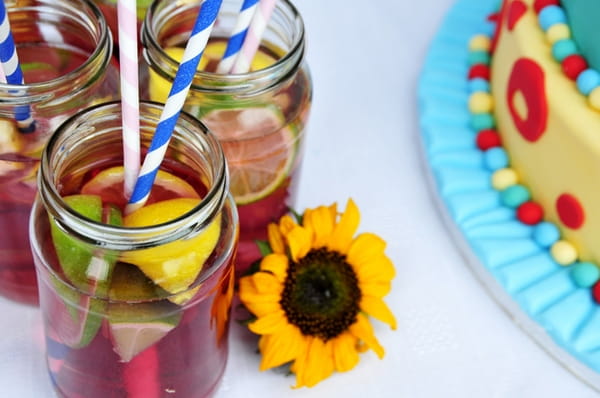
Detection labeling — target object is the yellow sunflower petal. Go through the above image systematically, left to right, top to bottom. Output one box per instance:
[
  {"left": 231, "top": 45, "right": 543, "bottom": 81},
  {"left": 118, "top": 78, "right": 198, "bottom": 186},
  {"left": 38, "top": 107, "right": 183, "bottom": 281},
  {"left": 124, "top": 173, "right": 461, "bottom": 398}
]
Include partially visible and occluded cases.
[
  {"left": 327, "top": 198, "right": 360, "bottom": 255},
  {"left": 304, "top": 206, "right": 336, "bottom": 249},
  {"left": 279, "top": 214, "right": 298, "bottom": 235},
  {"left": 267, "top": 223, "right": 286, "bottom": 254},
  {"left": 286, "top": 225, "right": 312, "bottom": 262},
  {"left": 347, "top": 232, "right": 387, "bottom": 267},
  {"left": 260, "top": 253, "right": 288, "bottom": 283},
  {"left": 353, "top": 254, "right": 396, "bottom": 286},
  {"left": 251, "top": 270, "right": 284, "bottom": 295},
  {"left": 238, "top": 276, "right": 283, "bottom": 317},
  {"left": 360, "top": 280, "right": 393, "bottom": 298},
  {"left": 360, "top": 296, "right": 397, "bottom": 330},
  {"left": 248, "top": 310, "right": 288, "bottom": 335},
  {"left": 349, "top": 313, "right": 385, "bottom": 359},
  {"left": 258, "top": 323, "right": 304, "bottom": 371},
  {"left": 332, "top": 333, "right": 360, "bottom": 372},
  {"left": 292, "top": 337, "right": 335, "bottom": 388}
]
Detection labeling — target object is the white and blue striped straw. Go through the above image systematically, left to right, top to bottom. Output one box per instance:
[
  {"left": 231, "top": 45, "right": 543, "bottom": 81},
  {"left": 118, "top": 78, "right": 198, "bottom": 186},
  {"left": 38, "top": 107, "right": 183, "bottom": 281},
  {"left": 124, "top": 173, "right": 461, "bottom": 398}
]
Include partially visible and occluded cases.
[
  {"left": 126, "top": 0, "right": 223, "bottom": 214},
  {"left": 216, "top": 0, "right": 259, "bottom": 74},
  {"left": 0, "top": 1, "right": 34, "bottom": 133}
]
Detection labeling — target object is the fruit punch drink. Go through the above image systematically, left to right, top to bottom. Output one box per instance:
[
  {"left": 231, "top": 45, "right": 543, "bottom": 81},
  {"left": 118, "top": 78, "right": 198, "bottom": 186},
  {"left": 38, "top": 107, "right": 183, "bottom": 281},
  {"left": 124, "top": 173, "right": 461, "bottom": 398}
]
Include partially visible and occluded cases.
[
  {"left": 0, "top": 0, "right": 119, "bottom": 305},
  {"left": 142, "top": 0, "right": 312, "bottom": 275},
  {"left": 30, "top": 102, "right": 238, "bottom": 397}
]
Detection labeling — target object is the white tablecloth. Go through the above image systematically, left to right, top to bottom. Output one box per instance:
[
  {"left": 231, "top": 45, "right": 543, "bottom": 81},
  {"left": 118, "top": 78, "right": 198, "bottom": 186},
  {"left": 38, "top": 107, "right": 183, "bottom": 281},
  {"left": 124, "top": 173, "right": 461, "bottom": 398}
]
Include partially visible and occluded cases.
[{"left": 1, "top": 1, "right": 599, "bottom": 396}]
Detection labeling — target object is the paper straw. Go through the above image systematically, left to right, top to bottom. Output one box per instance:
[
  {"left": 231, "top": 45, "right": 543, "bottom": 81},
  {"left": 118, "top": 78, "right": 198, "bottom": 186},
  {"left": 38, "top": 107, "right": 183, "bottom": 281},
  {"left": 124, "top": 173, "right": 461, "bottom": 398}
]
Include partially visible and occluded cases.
[
  {"left": 117, "top": 0, "right": 140, "bottom": 198},
  {"left": 126, "top": 0, "right": 223, "bottom": 214},
  {"left": 215, "top": 0, "right": 259, "bottom": 73},
  {"left": 230, "top": 0, "right": 277, "bottom": 74},
  {"left": 0, "top": 1, "right": 35, "bottom": 133}
]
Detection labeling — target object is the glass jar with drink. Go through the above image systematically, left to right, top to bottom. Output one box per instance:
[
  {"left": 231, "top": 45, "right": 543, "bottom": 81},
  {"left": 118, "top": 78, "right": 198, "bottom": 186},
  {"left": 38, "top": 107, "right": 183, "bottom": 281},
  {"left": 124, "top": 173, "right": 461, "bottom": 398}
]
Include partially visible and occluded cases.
[
  {"left": 0, "top": 0, "right": 119, "bottom": 305},
  {"left": 141, "top": 0, "right": 312, "bottom": 275},
  {"left": 30, "top": 101, "right": 238, "bottom": 397}
]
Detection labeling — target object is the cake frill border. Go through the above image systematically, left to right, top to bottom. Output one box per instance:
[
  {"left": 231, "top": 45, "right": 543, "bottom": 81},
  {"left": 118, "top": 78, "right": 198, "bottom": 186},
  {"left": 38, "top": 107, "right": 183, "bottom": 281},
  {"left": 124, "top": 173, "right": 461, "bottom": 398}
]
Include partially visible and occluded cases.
[{"left": 418, "top": 0, "right": 600, "bottom": 391}]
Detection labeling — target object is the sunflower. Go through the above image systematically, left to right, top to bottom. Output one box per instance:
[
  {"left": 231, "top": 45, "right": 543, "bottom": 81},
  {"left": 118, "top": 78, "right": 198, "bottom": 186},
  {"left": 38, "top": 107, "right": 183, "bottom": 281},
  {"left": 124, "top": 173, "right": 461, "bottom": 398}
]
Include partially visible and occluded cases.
[{"left": 239, "top": 198, "right": 396, "bottom": 388}]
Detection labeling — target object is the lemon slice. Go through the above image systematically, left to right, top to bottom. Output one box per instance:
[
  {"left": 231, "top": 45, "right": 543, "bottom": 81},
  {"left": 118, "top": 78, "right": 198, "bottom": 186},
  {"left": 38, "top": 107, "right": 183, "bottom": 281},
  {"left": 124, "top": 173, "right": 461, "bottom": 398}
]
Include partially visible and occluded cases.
[
  {"left": 148, "top": 41, "right": 279, "bottom": 104},
  {"left": 203, "top": 106, "right": 297, "bottom": 204},
  {"left": 82, "top": 166, "right": 200, "bottom": 208},
  {"left": 121, "top": 198, "right": 221, "bottom": 295}
]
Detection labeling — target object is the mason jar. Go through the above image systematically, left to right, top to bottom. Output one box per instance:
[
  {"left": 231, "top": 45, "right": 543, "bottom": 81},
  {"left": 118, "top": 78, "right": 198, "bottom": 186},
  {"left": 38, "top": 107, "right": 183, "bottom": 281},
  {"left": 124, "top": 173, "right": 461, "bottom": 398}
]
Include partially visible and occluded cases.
[
  {"left": 0, "top": 0, "right": 120, "bottom": 305},
  {"left": 141, "top": 0, "right": 312, "bottom": 275},
  {"left": 30, "top": 101, "right": 238, "bottom": 397}
]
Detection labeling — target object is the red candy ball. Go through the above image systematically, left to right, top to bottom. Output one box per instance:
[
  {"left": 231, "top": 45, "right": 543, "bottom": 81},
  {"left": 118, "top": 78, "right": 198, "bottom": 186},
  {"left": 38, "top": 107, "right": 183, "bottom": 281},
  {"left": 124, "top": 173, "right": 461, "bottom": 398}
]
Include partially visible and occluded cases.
[
  {"left": 533, "top": 0, "right": 560, "bottom": 14},
  {"left": 562, "top": 54, "right": 588, "bottom": 80},
  {"left": 468, "top": 64, "right": 490, "bottom": 80},
  {"left": 476, "top": 129, "right": 502, "bottom": 150},
  {"left": 517, "top": 201, "right": 544, "bottom": 225},
  {"left": 592, "top": 281, "right": 600, "bottom": 304}
]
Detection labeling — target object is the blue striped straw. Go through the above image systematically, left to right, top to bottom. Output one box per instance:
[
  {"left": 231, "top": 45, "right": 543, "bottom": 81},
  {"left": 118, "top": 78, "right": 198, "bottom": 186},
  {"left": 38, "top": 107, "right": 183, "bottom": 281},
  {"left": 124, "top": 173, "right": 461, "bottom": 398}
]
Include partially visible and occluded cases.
[
  {"left": 126, "top": 0, "right": 223, "bottom": 214},
  {"left": 216, "top": 0, "right": 259, "bottom": 74},
  {"left": 0, "top": 1, "right": 35, "bottom": 133}
]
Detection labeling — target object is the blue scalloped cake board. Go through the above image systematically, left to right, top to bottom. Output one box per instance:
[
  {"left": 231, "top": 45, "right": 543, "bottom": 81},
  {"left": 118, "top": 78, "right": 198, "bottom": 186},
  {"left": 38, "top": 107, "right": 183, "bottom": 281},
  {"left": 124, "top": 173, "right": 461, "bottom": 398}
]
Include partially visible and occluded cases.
[{"left": 418, "top": 0, "right": 600, "bottom": 390}]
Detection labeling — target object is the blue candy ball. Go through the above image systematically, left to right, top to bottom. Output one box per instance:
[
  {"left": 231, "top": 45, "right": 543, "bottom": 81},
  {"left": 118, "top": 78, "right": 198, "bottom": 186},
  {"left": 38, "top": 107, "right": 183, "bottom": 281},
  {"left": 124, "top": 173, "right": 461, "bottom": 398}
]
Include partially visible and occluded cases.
[
  {"left": 576, "top": 69, "right": 600, "bottom": 95},
  {"left": 532, "top": 221, "right": 560, "bottom": 248}
]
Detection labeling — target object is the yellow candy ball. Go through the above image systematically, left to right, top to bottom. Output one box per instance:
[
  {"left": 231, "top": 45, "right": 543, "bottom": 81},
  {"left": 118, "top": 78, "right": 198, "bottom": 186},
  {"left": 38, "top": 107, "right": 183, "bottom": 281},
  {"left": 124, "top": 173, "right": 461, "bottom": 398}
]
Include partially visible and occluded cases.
[
  {"left": 546, "top": 23, "right": 570, "bottom": 45},
  {"left": 469, "top": 34, "right": 491, "bottom": 52},
  {"left": 589, "top": 86, "right": 600, "bottom": 111},
  {"left": 468, "top": 92, "right": 494, "bottom": 114},
  {"left": 491, "top": 168, "right": 518, "bottom": 190},
  {"left": 550, "top": 240, "right": 578, "bottom": 266}
]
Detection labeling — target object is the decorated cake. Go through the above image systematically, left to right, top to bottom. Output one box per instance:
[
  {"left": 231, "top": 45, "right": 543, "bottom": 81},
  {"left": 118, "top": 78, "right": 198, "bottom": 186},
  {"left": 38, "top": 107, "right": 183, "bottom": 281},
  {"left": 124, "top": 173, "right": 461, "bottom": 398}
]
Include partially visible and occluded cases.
[{"left": 419, "top": 0, "right": 600, "bottom": 390}]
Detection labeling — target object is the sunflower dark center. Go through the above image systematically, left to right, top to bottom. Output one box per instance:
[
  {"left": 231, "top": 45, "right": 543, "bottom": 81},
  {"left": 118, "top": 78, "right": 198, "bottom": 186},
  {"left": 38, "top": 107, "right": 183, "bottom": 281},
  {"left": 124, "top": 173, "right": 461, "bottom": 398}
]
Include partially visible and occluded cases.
[{"left": 280, "top": 248, "right": 361, "bottom": 341}]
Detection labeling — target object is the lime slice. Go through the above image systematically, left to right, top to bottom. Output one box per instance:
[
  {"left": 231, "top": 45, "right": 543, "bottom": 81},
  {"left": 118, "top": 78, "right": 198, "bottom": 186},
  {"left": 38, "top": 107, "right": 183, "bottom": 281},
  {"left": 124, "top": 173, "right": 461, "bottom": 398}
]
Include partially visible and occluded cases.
[
  {"left": 203, "top": 106, "right": 297, "bottom": 204},
  {"left": 81, "top": 166, "right": 200, "bottom": 208},
  {"left": 49, "top": 194, "right": 123, "bottom": 348},
  {"left": 121, "top": 198, "right": 221, "bottom": 296},
  {"left": 108, "top": 264, "right": 181, "bottom": 362}
]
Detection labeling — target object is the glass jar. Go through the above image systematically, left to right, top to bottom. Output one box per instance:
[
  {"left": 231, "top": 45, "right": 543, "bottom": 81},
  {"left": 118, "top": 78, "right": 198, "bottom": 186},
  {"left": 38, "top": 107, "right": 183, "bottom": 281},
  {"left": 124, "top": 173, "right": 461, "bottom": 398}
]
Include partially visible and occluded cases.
[
  {"left": 0, "top": 0, "right": 119, "bottom": 305},
  {"left": 141, "top": 0, "right": 312, "bottom": 275},
  {"left": 30, "top": 101, "right": 238, "bottom": 397}
]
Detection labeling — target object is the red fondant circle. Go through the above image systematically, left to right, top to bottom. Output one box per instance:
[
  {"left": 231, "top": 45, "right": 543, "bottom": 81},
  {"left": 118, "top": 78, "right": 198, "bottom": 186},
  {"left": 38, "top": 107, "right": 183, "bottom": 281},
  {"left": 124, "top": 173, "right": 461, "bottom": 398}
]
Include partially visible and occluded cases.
[
  {"left": 508, "top": 1, "right": 527, "bottom": 30},
  {"left": 562, "top": 54, "right": 588, "bottom": 80},
  {"left": 507, "top": 58, "right": 548, "bottom": 142},
  {"left": 556, "top": 193, "right": 585, "bottom": 229}
]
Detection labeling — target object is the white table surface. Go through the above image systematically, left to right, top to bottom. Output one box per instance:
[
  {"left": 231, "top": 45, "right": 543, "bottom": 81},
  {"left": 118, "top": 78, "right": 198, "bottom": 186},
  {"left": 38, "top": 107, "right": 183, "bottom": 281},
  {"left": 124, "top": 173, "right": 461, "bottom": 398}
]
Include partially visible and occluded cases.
[{"left": 2, "top": 0, "right": 600, "bottom": 396}]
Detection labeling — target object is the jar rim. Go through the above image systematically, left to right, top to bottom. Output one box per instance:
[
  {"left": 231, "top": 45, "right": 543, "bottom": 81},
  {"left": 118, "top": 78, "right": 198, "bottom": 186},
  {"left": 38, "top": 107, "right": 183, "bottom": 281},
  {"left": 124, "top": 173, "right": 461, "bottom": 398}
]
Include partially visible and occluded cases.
[
  {"left": 0, "top": 0, "right": 112, "bottom": 102},
  {"left": 141, "top": 0, "right": 306, "bottom": 94},
  {"left": 38, "top": 100, "right": 230, "bottom": 251}
]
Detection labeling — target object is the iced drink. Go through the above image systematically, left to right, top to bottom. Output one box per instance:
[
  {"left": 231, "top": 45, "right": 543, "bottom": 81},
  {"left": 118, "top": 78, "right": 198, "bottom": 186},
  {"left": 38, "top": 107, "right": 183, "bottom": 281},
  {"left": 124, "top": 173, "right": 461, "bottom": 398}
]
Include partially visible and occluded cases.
[
  {"left": 0, "top": 0, "right": 119, "bottom": 305},
  {"left": 143, "top": 0, "right": 312, "bottom": 275},
  {"left": 30, "top": 102, "right": 238, "bottom": 397}
]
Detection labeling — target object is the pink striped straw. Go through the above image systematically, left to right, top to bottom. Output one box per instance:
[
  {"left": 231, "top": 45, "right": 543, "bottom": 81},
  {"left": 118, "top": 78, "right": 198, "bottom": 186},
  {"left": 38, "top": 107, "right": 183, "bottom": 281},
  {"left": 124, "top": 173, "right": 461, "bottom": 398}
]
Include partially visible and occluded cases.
[
  {"left": 117, "top": 0, "right": 140, "bottom": 198},
  {"left": 230, "top": 0, "right": 277, "bottom": 74}
]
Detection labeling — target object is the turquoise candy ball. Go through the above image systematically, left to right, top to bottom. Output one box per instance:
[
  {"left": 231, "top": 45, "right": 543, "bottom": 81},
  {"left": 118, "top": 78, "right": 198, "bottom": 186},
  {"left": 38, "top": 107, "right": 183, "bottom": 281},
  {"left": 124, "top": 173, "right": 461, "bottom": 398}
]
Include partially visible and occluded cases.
[
  {"left": 552, "top": 39, "right": 578, "bottom": 62},
  {"left": 471, "top": 113, "right": 496, "bottom": 131},
  {"left": 500, "top": 184, "right": 530, "bottom": 208},
  {"left": 571, "top": 262, "right": 600, "bottom": 288}
]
